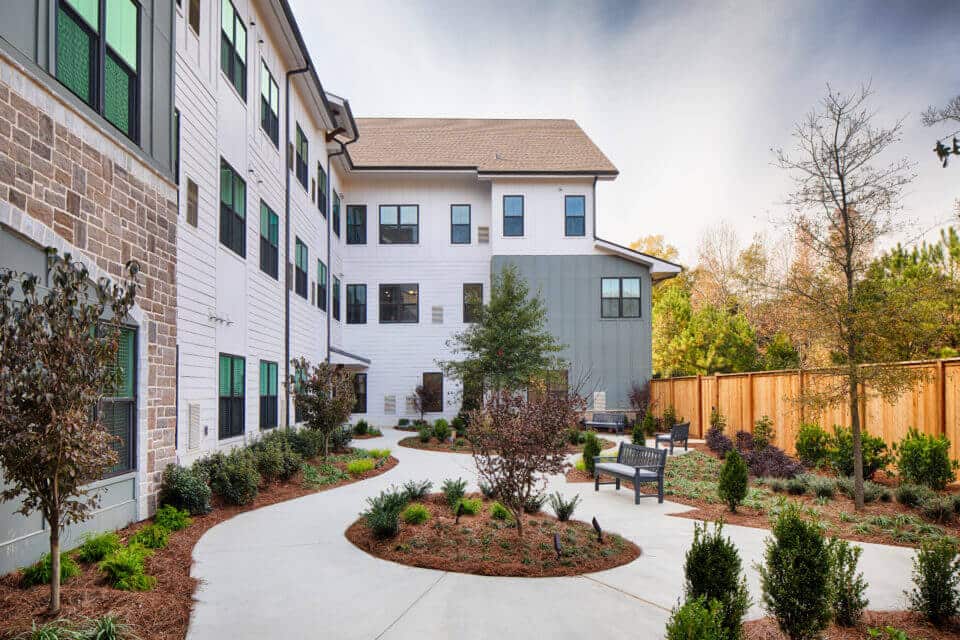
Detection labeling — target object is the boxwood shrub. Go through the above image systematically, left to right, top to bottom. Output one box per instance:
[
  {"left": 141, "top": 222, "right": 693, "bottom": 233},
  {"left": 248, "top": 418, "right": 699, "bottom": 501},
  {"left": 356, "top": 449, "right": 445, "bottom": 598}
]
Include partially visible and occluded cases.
[
  {"left": 894, "top": 428, "right": 957, "bottom": 490},
  {"left": 159, "top": 463, "right": 212, "bottom": 515}
]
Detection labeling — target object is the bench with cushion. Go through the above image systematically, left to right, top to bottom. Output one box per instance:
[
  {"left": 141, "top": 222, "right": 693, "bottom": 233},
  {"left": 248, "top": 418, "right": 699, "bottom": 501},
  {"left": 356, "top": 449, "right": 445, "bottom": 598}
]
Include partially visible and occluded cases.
[
  {"left": 583, "top": 412, "right": 627, "bottom": 434},
  {"left": 655, "top": 421, "right": 690, "bottom": 454},
  {"left": 594, "top": 443, "right": 668, "bottom": 504}
]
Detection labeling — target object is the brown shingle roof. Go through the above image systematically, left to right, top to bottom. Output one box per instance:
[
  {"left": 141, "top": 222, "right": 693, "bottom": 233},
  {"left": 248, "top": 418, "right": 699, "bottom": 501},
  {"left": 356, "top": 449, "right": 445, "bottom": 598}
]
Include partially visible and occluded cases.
[{"left": 346, "top": 118, "right": 618, "bottom": 175}]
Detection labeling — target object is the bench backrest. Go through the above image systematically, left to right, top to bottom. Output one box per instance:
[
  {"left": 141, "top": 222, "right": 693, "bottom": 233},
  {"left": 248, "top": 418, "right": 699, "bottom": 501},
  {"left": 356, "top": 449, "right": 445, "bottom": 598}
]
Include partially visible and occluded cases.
[
  {"left": 591, "top": 412, "right": 626, "bottom": 425},
  {"left": 671, "top": 422, "right": 690, "bottom": 439},
  {"left": 617, "top": 443, "right": 666, "bottom": 469}
]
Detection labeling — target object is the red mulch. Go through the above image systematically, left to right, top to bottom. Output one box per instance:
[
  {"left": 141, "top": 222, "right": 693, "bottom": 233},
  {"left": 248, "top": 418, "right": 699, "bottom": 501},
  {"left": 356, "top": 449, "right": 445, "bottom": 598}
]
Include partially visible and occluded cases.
[
  {"left": 352, "top": 432, "right": 384, "bottom": 440},
  {"left": 398, "top": 435, "right": 617, "bottom": 455},
  {"left": 0, "top": 452, "right": 398, "bottom": 640},
  {"left": 345, "top": 493, "right": 640, "bottom": 577},
  {"left": 745, "top": 612, "right": 960, "bottom": 639}
]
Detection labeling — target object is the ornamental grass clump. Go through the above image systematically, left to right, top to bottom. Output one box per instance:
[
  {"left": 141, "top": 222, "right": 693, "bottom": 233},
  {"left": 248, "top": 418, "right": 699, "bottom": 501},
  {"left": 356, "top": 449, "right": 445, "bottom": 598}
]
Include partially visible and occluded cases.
[
  {"left": 894, "top": 428, "right": 957, "bottom": 490},
  {"left": 718, "top": 449, "right": 749, "bottom": 513},
  {"left": 346, "top": 458, "right": 375, "bottom": 475},
  {"left": 441, "top": 478, "right": 468, "bottom": 510},
  {"left": 401, "top": 479, "right": 433, "bottom": 502},
  {"left": 896, "top": 483, "right": 935, "bottom": 508},
  {"left": 364, "top": 488, "right": 409, "bottom": 539},
  {"left": 522, "top": 493, "right": 547, "bottom": 514},
  {"left": 457, "top": 498, "right": 482, "bottom": 515},
  {"left": 489, "top": 501, "right": 512, "bottom": 521},
  {"left": 401, "top": 503, "right": 430, "bottom": 525},
  {"left": 153, "top": 505, "right": 192, "bottom": 532},
  {"left": 684, "top": 521, "right": 750, "bottom": 639},
  {"left": 128, "top": 523, "right": 169, "bottom": 550},
  {"left": 75, "top": 531, "right": 122, "bottom": 564},
  {"left": 907, "top": 537, "right": 960, "bottom": 627},
  {"left": 828, "top": 538, "right": 868, "bottom": 626},
  {"left": 99, "top": 544, "right": 156, "bottom": 591},
  {"left": 20, "top": 553, "right": 80, "bottom": 588}
]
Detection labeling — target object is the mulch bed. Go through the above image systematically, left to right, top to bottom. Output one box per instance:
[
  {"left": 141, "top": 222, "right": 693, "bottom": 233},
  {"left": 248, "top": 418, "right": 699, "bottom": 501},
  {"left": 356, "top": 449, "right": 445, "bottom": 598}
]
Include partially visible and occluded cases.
[
  {"left": 352, "top": 432, "right": 384, "bottom": 440},
  {"left": 398, "top": 435, "right": 618, "bottom": 455},
  {"left": 0, "top": 451, "right": 398, "bottom": 640},
  {"left": 345, "top": 493, "right": 640, "bottom": 577},
  {"left": 744, "top": 612, "right": 960, "bottom": 639}
]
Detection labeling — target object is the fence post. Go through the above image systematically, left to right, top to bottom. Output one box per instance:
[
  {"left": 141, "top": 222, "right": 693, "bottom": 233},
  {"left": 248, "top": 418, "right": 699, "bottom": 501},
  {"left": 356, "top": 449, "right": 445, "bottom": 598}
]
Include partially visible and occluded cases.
[
  {"left": 939, "top": 359, "right": 947, "bottom": 436},
  {"left": 797, "top": 369, "right": 804, "bottom": 424},
  {"left": 747, "top": 372, "right": 754, "bottom": 429},
  {"left": 696, "top": 374, "right": 703, "bottom": 438}
]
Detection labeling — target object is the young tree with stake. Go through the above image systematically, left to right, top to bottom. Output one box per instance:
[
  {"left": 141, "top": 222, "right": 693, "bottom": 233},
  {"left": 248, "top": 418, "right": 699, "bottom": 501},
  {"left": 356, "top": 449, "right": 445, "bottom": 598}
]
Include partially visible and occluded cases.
[{"left": 290, "top": 358, "right": 356, "bottom": 458}]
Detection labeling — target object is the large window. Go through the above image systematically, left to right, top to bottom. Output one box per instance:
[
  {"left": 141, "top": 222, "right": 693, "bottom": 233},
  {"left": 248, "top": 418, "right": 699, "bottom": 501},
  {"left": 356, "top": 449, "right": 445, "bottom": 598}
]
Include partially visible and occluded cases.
[
  {"left": 56, "top": 0, "right": 140, "bottom": 141},
  {"left": 220, "top": 0, "right": 246, "bottom": 98},
  {"left": 260, "top": 61, "right": 279, "bottom": 146},
  {"left": 295, "top": 125, "right": 308, "bottom": 189},
  {"left": 220, "top": 159, "right": 246, "bottom": 257},
  {"left": 317, "top": 163, "right": 327, "bottom": 216},
  {"left": 333, "top": 192, "right": 341, "bottom": 238},
  {"left": 503, "top": 195, "right": 524, "bottom": 237},
  {"left": 565, "top": 195, "right": 586, "bottom": 236},
  {"left": 259, "top": 201, "right": 279, "bottom": 279},
  {"left": 451, "top": 204, "right": 471, "bottom": 244},
  {"left": 346, "top": 205, "right": 366, "bottom": 244},
  {"left": 379, "top": 205, "right": 419, "bottom": 244},
  {"left": 294, "top": 238, "right": 308, "bottom": 299},
  {"left": 317, "top": 260, "right": 327, "bottom": 311},
  {"left": 332, "top": 276, "right": 341, "bottom": 321},
  {"left": 601, "top": 277, "right": 641, "bottom": 318},
  {"left": 463, "top": 283, "right": 482, "bottom": 323},
  {"left": 347, "top": 284, "right": 366, "bottom": 324},
  {"left": 379, "top": 284, "right": 419, "bottom": 323},
  {"left": 100, "top": 326, "right": 136, "bottom": 474},
  {"left": 218, "top": 353, "right": 245, "bottom": 439},
  {"left": 259, "top": 360, "right": 278, "bottom": 430},
  {"left": 529, "top": 370, "right": 569, "bottom": 403},
  {"left": 421, "top": 372, "right": 443, "bottom": 413},
  {"left": 353, "top": 373, "right": 367, "bottom": 414}
]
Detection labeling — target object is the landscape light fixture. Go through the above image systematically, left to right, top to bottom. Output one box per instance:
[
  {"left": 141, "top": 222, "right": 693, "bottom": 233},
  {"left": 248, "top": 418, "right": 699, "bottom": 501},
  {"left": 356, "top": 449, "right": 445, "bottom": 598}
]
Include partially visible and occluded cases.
[{"left": 592, "top": 517, "right": 603, "bottom": 543}]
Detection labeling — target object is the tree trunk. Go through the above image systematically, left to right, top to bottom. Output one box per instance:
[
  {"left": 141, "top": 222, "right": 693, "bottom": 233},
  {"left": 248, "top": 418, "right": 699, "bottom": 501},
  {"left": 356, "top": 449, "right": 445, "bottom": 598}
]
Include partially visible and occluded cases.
[
  {"left": 849, "top": 364, "right": 865, "bottom": 510},
  {"left": 323, "top": 432, "right": 329, "bottom": 458},
  {"left": 49, "top": 515, "right": 60, "bottom": 614}
]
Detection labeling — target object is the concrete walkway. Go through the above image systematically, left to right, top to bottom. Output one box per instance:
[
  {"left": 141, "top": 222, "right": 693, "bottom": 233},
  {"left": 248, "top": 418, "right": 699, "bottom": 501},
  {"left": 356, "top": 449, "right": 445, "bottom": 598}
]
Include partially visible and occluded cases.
[{"left": 187, "top": 429, "right": 916, "bottom": 640}]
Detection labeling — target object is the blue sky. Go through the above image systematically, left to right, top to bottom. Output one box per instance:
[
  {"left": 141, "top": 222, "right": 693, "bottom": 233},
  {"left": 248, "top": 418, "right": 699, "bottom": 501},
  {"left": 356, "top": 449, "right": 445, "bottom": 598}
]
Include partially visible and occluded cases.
[{"left": 290, "top": 0, "right": 960, "bottom": 264}]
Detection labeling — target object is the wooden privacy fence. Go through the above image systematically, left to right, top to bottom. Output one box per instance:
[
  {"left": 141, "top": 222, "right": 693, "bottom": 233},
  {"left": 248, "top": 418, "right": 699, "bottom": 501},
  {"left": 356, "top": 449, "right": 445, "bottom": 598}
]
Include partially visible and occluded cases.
[{"left": 649, "top": 358, "right": 960, "bottom": 461}]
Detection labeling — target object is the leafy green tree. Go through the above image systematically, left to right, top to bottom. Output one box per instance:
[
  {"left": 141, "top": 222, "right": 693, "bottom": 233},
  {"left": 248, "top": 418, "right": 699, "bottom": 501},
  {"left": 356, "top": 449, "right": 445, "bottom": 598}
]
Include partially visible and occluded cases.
[
  {"left": 0, "top": 251, "right": 138, "bottom": 614},
  {"left": 763, "top": 332, "right": 800, "bottom": 370},
  {"left": 290, "top": 358, "right": 355, "bottom": 458},
  {"left": 718, "top": 449, "right": 748, "bottom": 513},
  {"left": 684, "top": 521, "right": 751, "bottom": 638}
]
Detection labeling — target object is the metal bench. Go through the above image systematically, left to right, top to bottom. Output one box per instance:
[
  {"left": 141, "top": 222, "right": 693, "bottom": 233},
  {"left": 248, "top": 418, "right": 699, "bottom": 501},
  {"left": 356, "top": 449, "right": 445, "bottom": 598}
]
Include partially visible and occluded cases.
[
  {"left": 583, "top": 412, "right": 627, "bottom": 434},
  {"left": 655, "top": 421, "right": 690, "bottom": 455},
  {"left": 594, "top": 443, "right": 667, "bottom": 504}
]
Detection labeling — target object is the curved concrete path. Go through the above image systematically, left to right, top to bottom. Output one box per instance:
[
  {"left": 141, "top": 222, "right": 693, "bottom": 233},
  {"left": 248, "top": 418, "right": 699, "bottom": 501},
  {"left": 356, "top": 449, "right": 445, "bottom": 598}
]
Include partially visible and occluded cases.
[{"left": 188, "top": 429, "right": 916, "bottom": 640}]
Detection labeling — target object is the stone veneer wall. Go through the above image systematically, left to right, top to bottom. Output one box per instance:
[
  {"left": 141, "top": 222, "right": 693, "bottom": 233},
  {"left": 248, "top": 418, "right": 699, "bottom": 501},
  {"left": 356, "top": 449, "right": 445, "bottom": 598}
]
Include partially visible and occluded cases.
[{"left": 0, "top": 52, "right": 178, "bottom": 512}]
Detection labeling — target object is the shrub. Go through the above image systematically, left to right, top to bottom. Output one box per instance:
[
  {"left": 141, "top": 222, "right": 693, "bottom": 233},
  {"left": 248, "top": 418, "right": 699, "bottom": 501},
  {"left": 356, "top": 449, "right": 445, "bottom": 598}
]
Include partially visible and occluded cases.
[
  {"left": 663, "top": 405, "right": 678, "bottom": 428},
  {"left": 706, "top": 409, "right": 732, "bottom": 457},
  {"left": 451, "top": 412, "right": 467, "bottom": 437},
  {"left": 641, "top": 412, "right": 658, "bottom": 437},
  {"left": 753, "top": 416, "right": 775, "bottom": 450},
  {"left": 398, "top": 418, "right": 410, "bottom": 427},
  {"left": 433, "top": 419, "right": 451, "bottom": 442},
  {"left": 353, "top": 420, "right": 369, "bottom": 435},
  {"left": 631, "top": 421, "right": 646, "bottom": 445},
  {"left": 418, "top": 423, "right": 432, "bottom": 443},
  {"left": 796, "top": 423, "right": 831, "bottom": 468},
  {"left": 329, "top": 425, "right": 354, "bottom": 452},
  {"left": 828, "top": 425, "right": 892, "bottom": 479},
  {"left": 289, "top": 428, "right": 325, "bottom": 459},
  {"left": 894, "top": 428, "right": 957, "bottom": 490},
  {"left": 735, "top": 431, "right": 754, "bottom": 453},
  {"left": 582, "top": 432, "right": 601, "bottom": 474},
  {"left": 253, "top": 439, "right": 302, "bottom": 483},
  {"left": 747, "top": 445, "right": 803, "bottom": 479},
  {"left": 367, "top": 448, "right": 391, "bottom": 460},
  {"left": 718, "top": 449, "right": 749, "bottom": 513},
  {"left": 208, "top": 450, "right": 261, "bottom": 505},
  {"left": 574, "top": 456, "right": 587, "bottom": 472},
  {"left": 346, "top": 458, "right": 375, "bottom": 475},
  {"left": 159, "top": 464, "right": 211, "bottom": 515},
  {"left": 807, "top": 476, "right": 835, "bottom": 499},
  {"left": 785, "top": 477, "right": 807, "bottom": 496},
  {"left": 441, "top": 478, "right": 467, "bottom": 510},
  {"left": 769, "top": 478, "right": 788, "bottom": 493},
  {"left": 835, "top": 478, "right": 888, "bottom": 503},
  {"left": 402, "top": 479, "right": 433, "bottom": 501},
  {"left": 478, "top": 481, "right": 497, "bottom": 499},
  {"left": 896, "top": 483, "right": 935, "bottom": 508},
  {"left": 364, "top": 489, "right": 408, "bottom": 539},
  {"left": 549, "top": 492, "right": 581, "bottom": 521},
  {"left": 522, "top": 493, "right": 547, "bottom": 514},
  {"left": 920, "top": 496, "right": 955, "bottom": 524},
  {"left": 457, "top": 498, "right": 482, "bottom": 515},
  {"left": 489, "top": 501, "right": 512, "bottom": 521},
  {"left": 401, "top": 503, "right": 430, "bottom": 525},
  {"left": 759, "top": 503, "right": 833, "bottom": 640},
  {"left": 153, "top": 505, "right": 192, "bottom": 533},
  {"left": 684, "top": 521, "right": 751, "bottom": 639},
  {"left": 129, "top": 523, "right": 169, "bottom": 550},
  {"left": 75, "top": 532, "right": 122, "bottom": 564},
  {"left": 907, "top": 537, "right": 960, "bottom": 627},
  {"left": 828, "top": 538, "right": 868, "bottom": 626},
  {"left": 99, "top": 545, "right": 155, "bottom": 591},
  {"left": 20, "top": 553, "right": 80, "bottom": 588},
  {"left": 664, "top": 597, "right": 727, "bottom": 640},
  {"left": 82, "top": 614, "right": 136, "bottom": 640}
]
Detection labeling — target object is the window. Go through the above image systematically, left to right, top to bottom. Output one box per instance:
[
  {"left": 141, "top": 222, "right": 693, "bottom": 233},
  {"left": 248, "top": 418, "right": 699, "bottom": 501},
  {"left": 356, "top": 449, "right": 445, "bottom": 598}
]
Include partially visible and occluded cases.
[
  {"left": 56, "top": 0, "right": 140, "bottom": 141},
  {"left": 188, "top": 0, "right": 200, "bottom": 34},
  {"left": 220, "top": 0, "right": 246, "bottom": 98},
  {"left": 260, "top": 61, "right": 279, "bottom": 146},
  {"left": 295, "top": 125, "right": 308, "bottom": 189},
  {"left": 219, "top": 159, "right": 246, "bottom": 257},
  {"left": 317, "top": 163, "right": 327, "bottom": 215},
  {"left": 186, "top": 179, "right": 198, "bottom": 227},
  {"left": 333, "top": 192, "right": 341, "bottom": 237},
  {"left": 503, "top": 195, "right": 524, "bottom": 236},
  {"left": 565, "top": 195, "right": 586, "bottom": 237},
  {"left": 259, "top": 201, "right": 279, "bottom": 279},
  {"left": 451, "top": 204, "right": 471, "bottom": 244},
  {"left": 346, "top": 205, "right": 366, "bottom": 244},
  {"left": 379, "top": 205, "right": 419, "bottom": 244},
  {"left": 294, "top": 238, "right": 308, "bottom": 298},
  {"left": 317, "top": 260, "right": 327, "bottom": 311},
  {"left": 332, "top": 276, "right": 341, "bottom": 321},
  {"left": 601, "top": 277, "right": 641, "bottom": 318},
  {"left": 463, "top": 283, "right": 482, "bottom": 323},
  {"left": 347, "top": 284, "right": 366, "bottom": 324},
  {"left": 379, "top": 284, "right": 419, "bottom": 323},
  {"left": 100, "top": 327, "right": 136, "bottom": 474},
  {"left": 218, "top": 353, "right": 245, "bottom": 439},
  {"left": 259, "top": 360, "right": 278, "bottom": 430},
  {"left": 293, "top": 366, "right": 305, "bottom": 423},
  {"left": 529, "top": 370, "right": 569, "bottom": 403},
  {"left": 421, "top": 372, "right": 443, "bottom": 413},
  {"left": 353, "top": 373, "right": 367, "bottom": 414}
]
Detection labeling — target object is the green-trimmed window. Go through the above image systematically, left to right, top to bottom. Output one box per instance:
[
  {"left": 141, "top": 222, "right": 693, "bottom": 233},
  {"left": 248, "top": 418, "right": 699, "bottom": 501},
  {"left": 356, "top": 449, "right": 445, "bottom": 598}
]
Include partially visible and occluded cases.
[
  {"left": 56, "top": 0, "right": 140, "bottom": 141},
  {"left": 220, "top": 0, "right": 246, "bottom": 98},
  {"left": 260, "top": 61, "right": 279, "bottom": 146},
  {"left": 295, "top": 125, "right": 308, "bottom": 189},
  {"left": 220, "top": 159, "right": 246, "bottom": 257},
  {"left": 317, "top": 163, "right": 328, "bottom": 216},
  {"left": 333, "top": 192, "right": 341, "bottom": 238},
  {"left": 259, "top": 201, "right": 279, "bottom": 279},
  {"left": 346, "top": 205, "right": 366, "bottom": 244},
  {"left": 294, "top": 238, "right": 308, "bottom": 299},
  {"left": 317, "top": 260, "right": 327, "bottom": 311},
  {"left": 333, "top": 276, "right": 341, "bottom": 321},
  {"left": 100, "top": 326, "right": 136, "bottom": 475},
  {"left": 218, "top": 354, "right": 245, "bottom": 439},
  {"left": 259, "top": 360, "right": 278, "bottom": 430}
]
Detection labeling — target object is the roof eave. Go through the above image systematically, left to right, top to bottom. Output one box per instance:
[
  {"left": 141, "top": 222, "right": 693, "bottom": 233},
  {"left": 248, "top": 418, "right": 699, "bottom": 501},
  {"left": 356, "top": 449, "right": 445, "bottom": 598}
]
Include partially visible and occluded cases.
[{"left": 594, "top": 237, "right": 683, "bottom": 279}]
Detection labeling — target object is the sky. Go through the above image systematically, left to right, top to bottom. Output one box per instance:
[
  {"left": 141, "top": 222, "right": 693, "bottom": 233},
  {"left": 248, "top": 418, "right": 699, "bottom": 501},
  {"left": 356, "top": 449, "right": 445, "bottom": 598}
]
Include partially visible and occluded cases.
[{"left": 289, "top": 0, "right": 960, "bottom": 265}]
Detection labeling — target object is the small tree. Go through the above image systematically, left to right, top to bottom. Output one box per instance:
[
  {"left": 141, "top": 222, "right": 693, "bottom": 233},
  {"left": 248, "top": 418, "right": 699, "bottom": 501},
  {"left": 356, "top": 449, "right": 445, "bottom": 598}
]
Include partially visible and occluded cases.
[
  {"left": 0, "top": 251, "right": 138, "bottom": 614},
  {"left": 290, "top": 358, "right": 355, "bottom": 458},
  {"left": 412, "top": 383, "right": 439, "bottom": 423},
  {"left": 468, "top": 390, "right": 584, "bottom": 537},
  {"left": 718, "top": 449, "right": 748, "bottom": 513},
  {"left": 684, "top": 521, "right": 751, "bottom": 639},
  {"left": 907, "top": 537, "right": 960, "bottom": 627},
  {"left": 828, "top": 538, "right": 868, "bottom": 627}
]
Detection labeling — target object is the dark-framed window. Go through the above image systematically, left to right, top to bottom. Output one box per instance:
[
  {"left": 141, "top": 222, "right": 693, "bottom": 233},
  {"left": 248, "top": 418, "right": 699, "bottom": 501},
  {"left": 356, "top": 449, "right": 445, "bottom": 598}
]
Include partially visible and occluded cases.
[
  {"left": 56, "top": 0, "right": 140, "bottom": 142},
  {"left": 188, "top": 0, "right": 200, "bottom": 34},
  {"left": 220, "top": 0, "right": 246, "bottom": 98},
  {"left": 260, "top": 61, "right": 279, "bottom": 146},
  {"left": 295, "top": 125, "right": 308, "bottom": 189},
  {"left": 219, "top": 159, "right": 246, "bottom": 257},
  {"left": 317, "top": 163, "right": 327, "bottom": 216},
  {"left": 333, "top": 192, "right": 341, "bottom": 237},
  {"left": 503, "top": 195, "right": 524, "bottom": 237},
  {"left": 565, "top": 195, "right": 586, "bottom": 237},
  {"left": 259, "top": 201, "right": 279, "bottom": 279},
  {"left": 451, "top": 204, "right": 471, "bottom": 244},
  {"left": 346, "top": 205, "right": 366, "bottom": 244},
  {"left": 379, "top": 205, "right": 419, "bottom": 244},
  {"left": 294, "top": 238, "right": 308, "bottom": 298},
  {"left": 317, "top": 260, "right": 327, "bottom": 311},
  {"left": 332, "top": 276, "right": 341, "bottom": 321},
  {"left": 601, "top": 277, "right": 641, "bottom": 318},
  {"left": 463, "top": 283, "right": 482, "bottom": 323},
  {"left": 347, "top": 284, "right": 366, "bottom": 324},
  {"left": 379, "top": 284, "right": 418, "bottom": 323},
  {"left": 100, "top": 326, "right": 136, "bottom": 474},
  {"left": 218, "top": 353, "right": 245, "bottom": 439},
  {"left": 259, "top": 360, "right": 278, "bottom": 430},
  {"left": 529, "top": 369, "right": 569, "bottom": 403},
  {"left": 422, "top": 372, "right": 443, "bottom": 413},
  {"left": 353, "top": 373, "right": 367, "bottom": 414}
]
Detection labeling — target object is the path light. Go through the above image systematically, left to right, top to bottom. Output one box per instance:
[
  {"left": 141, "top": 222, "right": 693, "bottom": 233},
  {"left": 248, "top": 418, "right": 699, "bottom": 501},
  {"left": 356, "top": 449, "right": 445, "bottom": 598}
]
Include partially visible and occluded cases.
[
  {"left": 455, "top": 501, "right": 464, "bottom": 525},
  {"left": 592, "top": 517, "right": 603, "bottom": 543},
  {"left": 553, "top": 532, "right": 562, "bottom": 560}
]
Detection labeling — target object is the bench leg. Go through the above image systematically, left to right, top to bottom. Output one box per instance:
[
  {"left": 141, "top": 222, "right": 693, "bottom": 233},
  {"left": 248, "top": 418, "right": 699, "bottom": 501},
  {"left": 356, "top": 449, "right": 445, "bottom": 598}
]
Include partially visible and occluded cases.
[
  {"left": 684, "top": 438, "right": 688, "bottom": 451},
  {"left": 654, "top": 439, "right": 659, "bottom": 450},
  {"left": 669, "top": 441, "right": 674, "bottom": 455},
  {"left": 594, "top": 472, "right": 600, "bottom": 492},
  {"left": 657, "top": 475, "right": 664, "bottom": 503},
  {"left": 615, "top": 478, "right": 621, "bottom": 491},
  {"left": 635, "top": 481, "right": 641, "bottom": 505}
]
